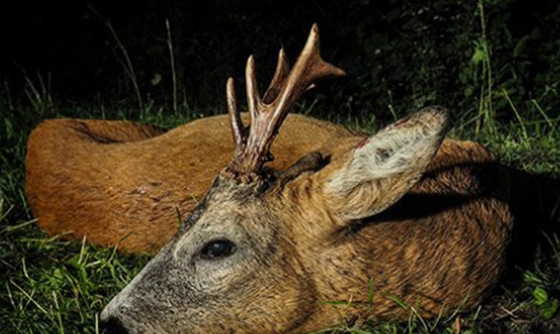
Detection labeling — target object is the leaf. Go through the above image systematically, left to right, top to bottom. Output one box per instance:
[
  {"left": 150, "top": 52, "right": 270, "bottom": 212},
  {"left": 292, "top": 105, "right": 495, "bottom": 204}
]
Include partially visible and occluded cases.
[
  {"left": 513, "top": 35, "right": 531, "bottom": 58},
  {"left": 471, "top": 41, "right": 487, "bottom": 64},
  {"left": 4, "top": 118, "right": 13, "bottom": 139},
  {"left": 523, "top": 270, "right": 544, "bottom": 285},
  {"left": 368, "top": 277, "right": 375, "bottom": 305},
  {"left": 533, "top": 286, "right": 548, "bottom": 306},
  {"left": 385, "top": 294, "right": 408, "bottom": 310},
  {"left": 541, "top": 299, "right": 558, "bottom": 320}
]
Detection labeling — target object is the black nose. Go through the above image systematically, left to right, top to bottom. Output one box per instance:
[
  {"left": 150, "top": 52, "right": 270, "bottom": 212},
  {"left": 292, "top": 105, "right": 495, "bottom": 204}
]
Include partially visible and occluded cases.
[{"left": 102, "top": 316, "right": 129, "bottom": 334}]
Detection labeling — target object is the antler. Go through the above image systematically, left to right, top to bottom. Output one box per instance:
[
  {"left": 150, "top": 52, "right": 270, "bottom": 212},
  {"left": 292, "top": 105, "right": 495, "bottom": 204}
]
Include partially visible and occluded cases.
[{"left": 225, "top": 24, "right": 345, "bottom": 181}]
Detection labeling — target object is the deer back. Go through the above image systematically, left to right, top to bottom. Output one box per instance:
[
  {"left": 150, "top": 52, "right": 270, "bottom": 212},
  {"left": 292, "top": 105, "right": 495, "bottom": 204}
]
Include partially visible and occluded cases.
[{"left": 25, "top": 114, "right": 359, "bottom": 252}]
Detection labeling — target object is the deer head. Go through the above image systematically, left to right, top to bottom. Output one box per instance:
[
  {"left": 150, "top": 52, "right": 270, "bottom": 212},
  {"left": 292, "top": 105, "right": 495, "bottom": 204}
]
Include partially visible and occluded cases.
[{"left": 101, "top": 24, "right": 449, "bottom": 334}]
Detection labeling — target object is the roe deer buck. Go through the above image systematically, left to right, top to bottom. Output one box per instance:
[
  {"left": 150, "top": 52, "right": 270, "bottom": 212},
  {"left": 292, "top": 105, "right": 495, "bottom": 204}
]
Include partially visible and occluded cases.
[{"left": 26, "top": 25, "right": 514, "bottom": 333}]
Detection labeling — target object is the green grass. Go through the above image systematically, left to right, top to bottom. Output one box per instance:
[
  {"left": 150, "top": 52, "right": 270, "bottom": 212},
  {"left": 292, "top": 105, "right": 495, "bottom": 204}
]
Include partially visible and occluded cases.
[
  {"left": 2, "top": 3, "right": 560, "bottom": 332},
  {"left": 2, "top": 5, "right": 560, "bottom": 328},
  {"left": 1, "top": 93, "right": 559, "bottom": 333}
]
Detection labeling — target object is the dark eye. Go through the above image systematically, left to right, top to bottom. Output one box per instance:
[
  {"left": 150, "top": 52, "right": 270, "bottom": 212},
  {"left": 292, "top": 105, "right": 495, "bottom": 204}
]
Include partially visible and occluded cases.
[{"left": 200, "top": 239, "right": 236, "bottom": 260}]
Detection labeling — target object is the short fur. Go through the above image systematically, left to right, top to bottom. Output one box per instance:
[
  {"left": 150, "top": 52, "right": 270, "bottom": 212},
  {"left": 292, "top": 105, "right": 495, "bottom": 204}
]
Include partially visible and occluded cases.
[
  {"left": 26, "top": 26, "right": 515, "bottom": 334},
  {"left": 27, "top": 110, "right": 514, "bottom": 333},
  {"left": 26, "top": 114, "right": 356, "bottom": 252}
]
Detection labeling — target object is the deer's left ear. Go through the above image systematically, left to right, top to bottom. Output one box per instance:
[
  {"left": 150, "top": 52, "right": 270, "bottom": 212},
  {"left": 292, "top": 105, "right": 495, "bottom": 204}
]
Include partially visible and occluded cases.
[{"left": 319, "top": 107, "right": 450, "bottom": 221}]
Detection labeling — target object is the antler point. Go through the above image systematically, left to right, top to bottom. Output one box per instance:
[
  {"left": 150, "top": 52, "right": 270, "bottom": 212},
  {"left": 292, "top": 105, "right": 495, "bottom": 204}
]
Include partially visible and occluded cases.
[{"left": 311, "top": 23, "right": 319, "bottom": 33}]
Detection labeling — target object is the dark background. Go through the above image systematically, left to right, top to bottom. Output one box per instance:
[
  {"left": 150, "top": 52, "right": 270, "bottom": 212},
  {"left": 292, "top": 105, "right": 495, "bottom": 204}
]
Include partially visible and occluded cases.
[{"left": 1, "top": 0, "right": 559, "bottom": 122}]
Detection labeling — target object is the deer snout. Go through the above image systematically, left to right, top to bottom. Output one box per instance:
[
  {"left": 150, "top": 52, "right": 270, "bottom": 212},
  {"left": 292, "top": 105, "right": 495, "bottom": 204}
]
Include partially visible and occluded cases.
[
  {"left": 101, "top": 295, "right": 134, "bottom": 334},
  {"left": 101, "top": 316, "right": 129, "bottom": 334}
]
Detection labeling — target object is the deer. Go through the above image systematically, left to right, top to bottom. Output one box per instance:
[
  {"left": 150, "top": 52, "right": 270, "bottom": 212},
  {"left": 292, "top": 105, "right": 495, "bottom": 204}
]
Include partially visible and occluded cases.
[{"left": 26, "top": 25, "right": 519, "bottom": 333}]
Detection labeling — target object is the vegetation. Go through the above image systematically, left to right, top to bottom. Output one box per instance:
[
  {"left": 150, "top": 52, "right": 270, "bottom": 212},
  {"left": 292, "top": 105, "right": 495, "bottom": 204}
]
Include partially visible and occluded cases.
[{"left": 1, "top": 0, "right": 560, "bottom": 333}]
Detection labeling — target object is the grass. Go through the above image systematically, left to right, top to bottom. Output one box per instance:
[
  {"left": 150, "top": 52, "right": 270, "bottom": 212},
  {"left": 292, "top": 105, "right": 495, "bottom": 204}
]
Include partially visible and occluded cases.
[
  {"left": 1, "top": 4, "right": 560, "bottom": 330},
  {"left": 1, "top": 91, "right": 559, "bottom": 333}
]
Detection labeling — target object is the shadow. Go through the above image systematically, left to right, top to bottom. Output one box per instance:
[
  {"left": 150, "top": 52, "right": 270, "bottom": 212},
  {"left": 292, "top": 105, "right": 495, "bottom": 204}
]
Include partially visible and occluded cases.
[
  {"left": 348, "top": 160, "right": 511, "bottom": 226},
  {"left": 344, "top": 161, "right": 560, "bottom": 281},
  {"left": 502, "top": 168, "right": 560, "bottom": 281}
]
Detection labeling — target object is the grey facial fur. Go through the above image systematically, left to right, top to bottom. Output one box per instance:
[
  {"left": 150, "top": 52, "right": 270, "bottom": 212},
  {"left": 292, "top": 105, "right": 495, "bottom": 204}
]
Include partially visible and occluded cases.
[{"left": 101, "top": 176, "right": 309, "bottom": 334}]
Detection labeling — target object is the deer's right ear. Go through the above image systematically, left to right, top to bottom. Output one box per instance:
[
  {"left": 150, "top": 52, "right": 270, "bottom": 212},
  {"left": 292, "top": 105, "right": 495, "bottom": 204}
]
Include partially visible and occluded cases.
[{"left": 318, "top": 107, "right": 449, "bottom": 221}]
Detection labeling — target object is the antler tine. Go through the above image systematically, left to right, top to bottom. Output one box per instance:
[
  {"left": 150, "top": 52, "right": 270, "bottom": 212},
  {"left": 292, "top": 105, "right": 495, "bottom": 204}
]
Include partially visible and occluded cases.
[
  {"left": 226, "top": 24, "right": 345, "bottom": 179},
  {"left": 250, "top": 24, "right": 345, "bottom": 161},
  {"left": 264, "top": 24, "right": 344, "bottom": 145},
  {"left": 271, "top": 24, "right": 345, "bottom": 118},
  {"left": 262, "top": 48, "right": 289, "bottom": 104},
  {"left": 245, "top": 55, "right": 262, "bottom": 121},
  {"left": 226, "top": 78, "right": 245, "bottom": 157}
]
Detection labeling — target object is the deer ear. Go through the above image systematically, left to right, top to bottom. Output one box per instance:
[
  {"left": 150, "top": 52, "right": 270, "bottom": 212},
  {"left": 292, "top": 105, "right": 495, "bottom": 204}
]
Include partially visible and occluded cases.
[{"left": 322, "top": 107, "right": 449, "bottom": 221}]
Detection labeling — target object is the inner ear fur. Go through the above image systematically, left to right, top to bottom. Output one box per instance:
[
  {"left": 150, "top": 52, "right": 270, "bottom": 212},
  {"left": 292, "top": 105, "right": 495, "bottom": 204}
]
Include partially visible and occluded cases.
[{"left": 316, "top": 107, "right": 450, "bottom": 222}]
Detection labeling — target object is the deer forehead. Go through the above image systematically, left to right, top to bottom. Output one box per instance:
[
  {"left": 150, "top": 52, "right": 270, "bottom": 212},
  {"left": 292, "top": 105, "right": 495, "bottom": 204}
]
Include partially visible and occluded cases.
[{"left": 172, "top": 181, "right": 280, "bottom": 259}]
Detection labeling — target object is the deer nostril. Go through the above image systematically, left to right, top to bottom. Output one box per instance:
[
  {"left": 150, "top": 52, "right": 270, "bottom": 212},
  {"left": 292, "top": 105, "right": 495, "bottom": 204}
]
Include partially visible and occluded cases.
[{"left": 101, "top": 316, "right": 129, "bottom": 334}]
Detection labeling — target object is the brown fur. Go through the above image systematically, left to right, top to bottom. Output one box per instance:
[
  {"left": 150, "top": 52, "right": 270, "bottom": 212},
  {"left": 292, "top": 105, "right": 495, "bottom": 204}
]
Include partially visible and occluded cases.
[
  {"left": 26, "top": 22, "right": 550, "bottom": 333},
  {"left": 25, "top": 25, "right": 520, "bottom": 333},
  {"left": 26, "top": 31, "right": 521, "bottom": 334},
  {"left": 27, "top": 113, "right": 513, "bottom": 330},
  {"left": 26, "top": 114, "right": 359, "bottom": 252},
  {"left": 280, "top": 139, "right": 512, "bottom": 330}
]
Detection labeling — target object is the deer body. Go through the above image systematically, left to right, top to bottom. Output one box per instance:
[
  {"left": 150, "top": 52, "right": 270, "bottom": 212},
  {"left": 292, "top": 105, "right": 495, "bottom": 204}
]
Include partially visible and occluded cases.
[
  {"left": 25, "top": 25, "right": 514, "bottom": 333},
  {"left": 26, "top": 114, "right": 359, "bottom": 252},
  {"left": 92, "top": 126, "right": 512, "bottom": 333}
]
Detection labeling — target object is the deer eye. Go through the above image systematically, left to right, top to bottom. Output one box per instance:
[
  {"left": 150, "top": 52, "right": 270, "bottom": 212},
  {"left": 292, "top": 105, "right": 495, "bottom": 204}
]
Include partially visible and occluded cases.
[{"left": 200, "top": 239, "right": 236, "bottom": 260}]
